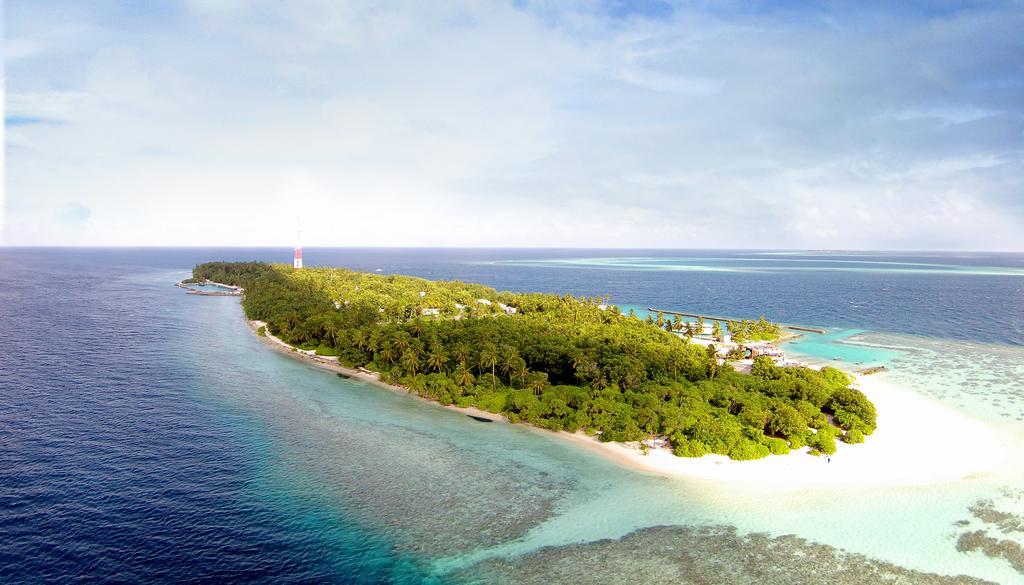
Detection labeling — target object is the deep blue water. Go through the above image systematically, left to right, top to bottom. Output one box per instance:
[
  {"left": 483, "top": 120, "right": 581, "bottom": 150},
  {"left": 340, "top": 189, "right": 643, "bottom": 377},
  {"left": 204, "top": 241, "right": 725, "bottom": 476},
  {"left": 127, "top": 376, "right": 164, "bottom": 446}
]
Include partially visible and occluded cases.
[
  {"left": 2, "top": 247, "right": 1023, "bottom": 583},
  {"left": 0, "top": 248, "right": 436, "bottom": 583}
]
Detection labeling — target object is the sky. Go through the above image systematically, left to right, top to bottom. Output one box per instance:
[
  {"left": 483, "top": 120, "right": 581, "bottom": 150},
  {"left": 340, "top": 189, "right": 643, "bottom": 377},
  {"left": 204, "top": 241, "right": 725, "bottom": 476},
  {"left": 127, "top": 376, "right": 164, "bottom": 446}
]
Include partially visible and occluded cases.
[{"left": 3, "top": 0, "right": 1023, "bottom": 249}]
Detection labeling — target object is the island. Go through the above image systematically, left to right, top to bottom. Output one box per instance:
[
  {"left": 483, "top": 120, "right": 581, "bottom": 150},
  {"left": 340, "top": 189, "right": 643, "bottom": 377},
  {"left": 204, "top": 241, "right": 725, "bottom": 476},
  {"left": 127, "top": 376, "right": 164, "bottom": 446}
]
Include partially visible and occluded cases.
[{"left": 189, "top": 261, "right": 877, "bottom": 461}]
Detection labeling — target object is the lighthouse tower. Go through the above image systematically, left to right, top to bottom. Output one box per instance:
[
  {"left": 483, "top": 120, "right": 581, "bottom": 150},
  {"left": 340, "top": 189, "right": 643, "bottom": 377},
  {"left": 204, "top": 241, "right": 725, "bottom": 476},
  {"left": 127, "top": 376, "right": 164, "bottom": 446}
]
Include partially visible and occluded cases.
[{"left": 293, "top": 231, "right": 303, "bottom": 270}]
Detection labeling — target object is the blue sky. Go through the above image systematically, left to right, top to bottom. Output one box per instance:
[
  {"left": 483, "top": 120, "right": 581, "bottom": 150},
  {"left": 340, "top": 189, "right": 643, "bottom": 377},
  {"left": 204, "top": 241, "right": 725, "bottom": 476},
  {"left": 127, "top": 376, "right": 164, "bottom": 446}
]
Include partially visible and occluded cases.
[{"left": 4, "top": 0, "right": 1023, "bottom": 248}]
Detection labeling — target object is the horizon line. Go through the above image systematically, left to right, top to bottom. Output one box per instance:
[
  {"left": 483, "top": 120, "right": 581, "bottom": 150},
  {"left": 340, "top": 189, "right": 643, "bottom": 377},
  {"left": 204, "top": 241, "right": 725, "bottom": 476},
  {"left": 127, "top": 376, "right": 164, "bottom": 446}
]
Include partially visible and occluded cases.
[{"left": 2, "top": 245, "right": 1023, "bottom": 254}]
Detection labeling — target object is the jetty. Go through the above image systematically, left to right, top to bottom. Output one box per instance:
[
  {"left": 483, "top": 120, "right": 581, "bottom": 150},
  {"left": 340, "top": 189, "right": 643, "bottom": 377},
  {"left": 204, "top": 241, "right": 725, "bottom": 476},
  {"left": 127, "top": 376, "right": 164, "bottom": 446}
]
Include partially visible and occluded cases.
[
  {"left": 176, "top": 280, "right": 243, "bottom": 296},
  {"left": 646, "top": 307, "right": 827, "bottom": 334}
]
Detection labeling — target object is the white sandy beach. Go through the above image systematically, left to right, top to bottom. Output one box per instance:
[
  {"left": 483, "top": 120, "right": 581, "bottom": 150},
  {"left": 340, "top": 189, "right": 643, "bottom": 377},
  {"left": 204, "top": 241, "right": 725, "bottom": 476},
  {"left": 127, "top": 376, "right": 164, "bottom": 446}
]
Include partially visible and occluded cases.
[
  {"left": 248, "top": 318, "right": 1019, "bottom": 490},
  {"left": 564, "top": 372, "right": 1021, "bottom": 489}
]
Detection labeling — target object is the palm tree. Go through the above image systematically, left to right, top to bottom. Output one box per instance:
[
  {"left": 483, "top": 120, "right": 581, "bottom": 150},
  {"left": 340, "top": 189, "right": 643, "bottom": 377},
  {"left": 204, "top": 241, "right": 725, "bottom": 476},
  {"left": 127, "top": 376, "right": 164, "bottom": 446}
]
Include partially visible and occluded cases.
[
  {"left": 282, "top": 310, "right": 301, "bottom": 333},
  {"left": 409, "top": 319, "right": 427, "bottom": 338},
  {"left": 324, "top": 324, "right": 340, "bottom": 346},
  {"left": 353, "top": 328, "right": 369, "bottom": 351},
  {"left": 368, "top": 330, "right": 382, "bottom": 352},
  {"left": 394, "top": 332, "right": 411, "bottom": 354},
  {"left": 454, "top": 342, "right": 471, "bottom": 366},
  {"left": 377, "top": 343, "right": 395, "bottom": 365},
  {"left": 479, "top": 344, "right": 499, "bottom": 390},
  {"left": 706, "top": 344, "right": 719, "bottom": 379},
  {"left": 500, "top": 346, "right": 519, "bottom": 381},
  {"left": 426, "top": 348, "right": 447, "bottom": 373},
  {"left": 402, "top": 349, "right": 420, "bottom": 376},
  {"left": 570, "top": 351, "right": 585, "bottom": 374},
  {"left": 669, "top": 351, "right": 684, "bottom": 382},
  {"left": 572, "top": 354, "right": 596, "bottom": 385},
  {"left": 512, "top": 357, "right": 528, "bottom": 388},
  {"left": 454, "top": 365, "right": 474, "bottom": 387},
  {"left": 527, "top": 371, "right": 548, "bottom": 395},
  {"left": 405, "top": 374, "right": 426, "bottom": 393}
]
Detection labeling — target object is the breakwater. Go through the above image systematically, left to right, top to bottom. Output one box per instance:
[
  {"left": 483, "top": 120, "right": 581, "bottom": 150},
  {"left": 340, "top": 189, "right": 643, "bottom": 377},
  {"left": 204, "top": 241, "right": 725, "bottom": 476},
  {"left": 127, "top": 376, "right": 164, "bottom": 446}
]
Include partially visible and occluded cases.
[{"left": 176, "top": 280, "right": 243, "bottom": 296}]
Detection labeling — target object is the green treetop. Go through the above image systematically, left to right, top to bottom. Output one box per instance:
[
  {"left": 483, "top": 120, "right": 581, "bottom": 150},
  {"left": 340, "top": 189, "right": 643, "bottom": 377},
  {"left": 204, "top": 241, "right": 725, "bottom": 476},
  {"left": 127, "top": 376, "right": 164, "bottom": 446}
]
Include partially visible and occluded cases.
[{"left": 191, "top": 261, "right": 875, "bottom": 460}]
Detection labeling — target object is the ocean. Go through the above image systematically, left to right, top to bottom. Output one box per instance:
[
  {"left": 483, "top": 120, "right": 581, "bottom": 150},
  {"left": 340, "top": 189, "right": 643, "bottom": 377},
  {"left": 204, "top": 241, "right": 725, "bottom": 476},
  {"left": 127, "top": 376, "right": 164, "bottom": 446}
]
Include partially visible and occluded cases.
[{"left": 2, "top": 248, "right": 1023, "bottom": 583}]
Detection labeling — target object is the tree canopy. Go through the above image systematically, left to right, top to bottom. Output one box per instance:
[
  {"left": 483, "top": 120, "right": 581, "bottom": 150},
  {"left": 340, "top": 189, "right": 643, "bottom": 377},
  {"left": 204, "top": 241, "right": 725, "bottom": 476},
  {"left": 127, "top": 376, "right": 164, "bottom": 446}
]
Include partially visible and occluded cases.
[{"left": 193, "top": 262, "right": 876, "bottom": 460}]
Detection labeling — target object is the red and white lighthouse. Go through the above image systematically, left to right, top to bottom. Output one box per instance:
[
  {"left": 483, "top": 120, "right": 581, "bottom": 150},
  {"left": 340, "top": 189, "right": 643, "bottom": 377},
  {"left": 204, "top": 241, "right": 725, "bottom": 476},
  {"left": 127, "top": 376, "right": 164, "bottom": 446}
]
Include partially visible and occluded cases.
[{"left": 293, "top": 245, "right": 303, "bottom": 269}]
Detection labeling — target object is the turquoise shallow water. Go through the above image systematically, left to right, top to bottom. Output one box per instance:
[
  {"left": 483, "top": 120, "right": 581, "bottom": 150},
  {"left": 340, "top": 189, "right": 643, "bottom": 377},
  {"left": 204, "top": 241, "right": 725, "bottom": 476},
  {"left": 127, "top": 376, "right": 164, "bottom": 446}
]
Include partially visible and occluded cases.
[
  {"left": 4, "top": 248, "right": 1024, "bottom": 583},
  {"left": 203, "top": 295, "right": 1024, "bottom": 583},
  {"left": 219, "top": 315, "right": 1024, "bottom": 583},
  {"left": 785, "top": 329, "right": 904, "bottom": 366},
  {"left": 785, "top": 330, "right": 1024, "bottom": 424}
]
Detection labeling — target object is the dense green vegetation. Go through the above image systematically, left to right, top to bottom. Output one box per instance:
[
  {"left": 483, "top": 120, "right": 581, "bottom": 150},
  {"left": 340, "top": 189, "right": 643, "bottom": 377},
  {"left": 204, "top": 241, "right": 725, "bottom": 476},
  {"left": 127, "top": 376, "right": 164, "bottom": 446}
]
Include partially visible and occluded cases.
[
  {"left": 193, "top": 262, "right": 876, "bottom": 459},
  {"left": 643, "top": 312, "right": 783, "bottom": 342},
  {"left": 727, "top": 317, "right": 783, "bottom": 342}
]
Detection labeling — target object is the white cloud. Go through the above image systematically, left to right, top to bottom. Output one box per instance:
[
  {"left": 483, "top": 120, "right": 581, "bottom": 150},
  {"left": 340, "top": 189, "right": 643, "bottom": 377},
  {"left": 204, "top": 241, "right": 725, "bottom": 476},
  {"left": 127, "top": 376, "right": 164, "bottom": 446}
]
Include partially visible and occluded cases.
[{"left": 3, "top": 1, "right": 1023, "bottom": 249}]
